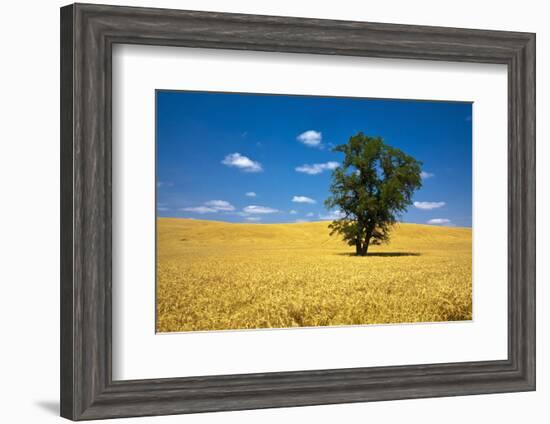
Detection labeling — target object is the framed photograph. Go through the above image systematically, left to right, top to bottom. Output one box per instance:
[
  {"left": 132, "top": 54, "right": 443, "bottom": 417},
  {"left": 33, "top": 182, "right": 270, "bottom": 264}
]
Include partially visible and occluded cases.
[{"left": 60, "top": 3, "right": 535, "bottom": 420}]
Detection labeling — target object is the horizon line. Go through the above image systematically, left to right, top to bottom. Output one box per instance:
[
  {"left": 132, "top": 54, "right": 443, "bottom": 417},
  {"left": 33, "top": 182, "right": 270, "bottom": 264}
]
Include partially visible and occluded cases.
[{"left": 156, "top": 216, "right": 472, "bottom": 229}]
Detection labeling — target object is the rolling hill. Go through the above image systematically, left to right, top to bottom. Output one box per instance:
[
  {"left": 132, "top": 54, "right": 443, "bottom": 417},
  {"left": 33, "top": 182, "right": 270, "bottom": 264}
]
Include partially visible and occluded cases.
[{"left": 156, "top": 218, "right": 472, "bottom": 332}]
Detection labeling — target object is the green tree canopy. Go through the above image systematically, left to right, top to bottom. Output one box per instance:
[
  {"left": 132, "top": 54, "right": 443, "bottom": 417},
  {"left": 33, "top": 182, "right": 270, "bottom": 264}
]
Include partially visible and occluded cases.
[{"left": 325, "top": 132, "right": 422, "bottom": 256}]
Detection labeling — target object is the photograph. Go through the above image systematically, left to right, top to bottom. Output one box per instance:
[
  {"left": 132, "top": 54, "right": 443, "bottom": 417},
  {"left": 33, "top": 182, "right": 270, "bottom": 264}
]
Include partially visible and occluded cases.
[{"left": 155, "top": 91, "right": 473, "bottom": 333}]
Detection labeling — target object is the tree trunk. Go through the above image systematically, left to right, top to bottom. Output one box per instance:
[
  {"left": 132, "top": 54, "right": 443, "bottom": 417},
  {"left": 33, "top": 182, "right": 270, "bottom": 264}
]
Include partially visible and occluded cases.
[
  {"left": 362, "top": 234, "right": 372, "bottom": 256},
  {"left": 355, "top": 235, "right": 371, "bottom": 256},
  {"left": 355, "top": 239, "right": 362, "bottom": 256},
  {"left": 356, "top": 241, "right": 368, "bottom": 256}
]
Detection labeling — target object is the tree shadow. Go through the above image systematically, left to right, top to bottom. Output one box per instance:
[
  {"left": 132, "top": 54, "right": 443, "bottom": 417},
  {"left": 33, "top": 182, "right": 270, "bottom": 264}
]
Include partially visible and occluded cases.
[{"left": 335, "top": 252, "right": 421, "bottom": 257}]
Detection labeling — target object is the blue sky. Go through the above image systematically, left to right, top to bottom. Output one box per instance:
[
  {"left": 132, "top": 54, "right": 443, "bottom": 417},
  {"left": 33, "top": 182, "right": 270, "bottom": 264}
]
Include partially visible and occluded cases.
[{"left": 156, "top": 91, "right": 472, "bottom": 227}]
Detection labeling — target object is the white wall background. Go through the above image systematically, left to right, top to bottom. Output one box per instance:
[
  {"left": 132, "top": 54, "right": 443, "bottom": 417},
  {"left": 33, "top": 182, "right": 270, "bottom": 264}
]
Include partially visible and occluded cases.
[{"left": 0, "top": 0, "right": 546, "bottom": 423}]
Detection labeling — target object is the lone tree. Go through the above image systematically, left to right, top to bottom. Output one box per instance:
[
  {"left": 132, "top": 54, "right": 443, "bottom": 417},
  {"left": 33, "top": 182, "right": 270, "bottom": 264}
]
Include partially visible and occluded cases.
[{"left": 325, "top": 132, "right": 422, "bottom": 256}]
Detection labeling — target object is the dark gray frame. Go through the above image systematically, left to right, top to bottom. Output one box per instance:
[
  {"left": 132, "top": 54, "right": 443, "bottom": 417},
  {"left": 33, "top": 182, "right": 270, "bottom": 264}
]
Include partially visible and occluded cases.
[{"left": 60, "top": 3, "right": 536, "bottom": 421}]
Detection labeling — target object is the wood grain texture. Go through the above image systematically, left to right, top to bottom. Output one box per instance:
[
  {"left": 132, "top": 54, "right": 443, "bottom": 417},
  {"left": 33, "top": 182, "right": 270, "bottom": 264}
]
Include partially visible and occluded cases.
[
  {"left": 60, "top": 3, "right": 536, "bottom": 420},
  {"left": 60, "top": 4, "right": 74, "bottom": 419}
]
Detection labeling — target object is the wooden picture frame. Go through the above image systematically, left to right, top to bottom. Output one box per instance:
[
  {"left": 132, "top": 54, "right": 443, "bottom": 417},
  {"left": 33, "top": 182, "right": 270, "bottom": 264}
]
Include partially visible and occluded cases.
[{"left": 60, "top": 3, "right": 535, "bottom": 420}]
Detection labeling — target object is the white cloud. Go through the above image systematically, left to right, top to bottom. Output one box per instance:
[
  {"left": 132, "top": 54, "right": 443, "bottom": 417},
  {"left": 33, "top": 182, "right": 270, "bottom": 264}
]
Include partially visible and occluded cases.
[
  {"left": 296, "top": 130, "right": 322, "bottom": 147},
  {"left": 221, "top": 153, "right": 263, "bottom": 172},
  {"left": 295, "top": 161, "right": 339, "bottom": 175},
  {"left": 421, "top": 171, "right": 435, "bottom": 179},
  {"left": 157, "top": 181, "right": 173, "bottom": 188},
  {"left": 245, "top": 192, "right": 257, "bottom": 197},
  {"left": 292, "top": 196, "right": 316, "bottom": 204},
  {"left": 181, "top": 200, "right": 235, "bottom": 214},
  {"left": 204, "top": 200, "right": 235, "bottom": 211},
  {"left": 414, "top": 201, "right": 446, "bottom": 210},
  {"left": 243, "top": 205, "right": 279, "bottom": 214},
  {"left": 180, "top": 206, "right": 217, "bottom": 214},
  {"left": 157, "top": 207, "right": 170, "bottom": 212},
  {"left": 289, "top": 210, "right": 298, "bottom": 215},
  {"left": 319, "top": 210, "right": 345, "bottom": 220},
  {"left": 306, "top": 212, "right": 315, "bottom": 217},
  {"left": 245, "top": 216, "right": 261, "bottom": 222},
  {"left": 427, "top": 218, "right": 451, "bottom": 225},
  {"left": 295, "top": 219, "right": 308, "bottom": 223}
]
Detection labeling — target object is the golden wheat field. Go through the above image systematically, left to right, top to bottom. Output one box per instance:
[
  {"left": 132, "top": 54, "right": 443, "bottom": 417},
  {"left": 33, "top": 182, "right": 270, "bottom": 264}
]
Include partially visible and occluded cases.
[{"left": 156, "top": 218, "right": 472, "bottom": 332}]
